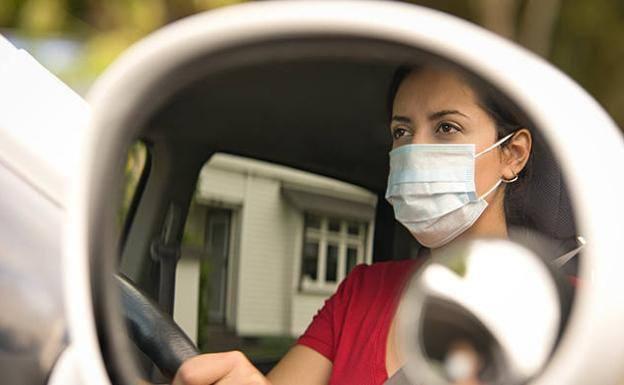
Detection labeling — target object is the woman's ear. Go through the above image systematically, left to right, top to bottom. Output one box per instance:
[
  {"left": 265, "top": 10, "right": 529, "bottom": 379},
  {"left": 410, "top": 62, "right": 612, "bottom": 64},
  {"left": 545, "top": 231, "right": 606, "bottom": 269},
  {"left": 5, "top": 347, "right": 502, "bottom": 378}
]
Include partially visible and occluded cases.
[{"left": 501, "top": 128, "right": 532, "bottom": 180}]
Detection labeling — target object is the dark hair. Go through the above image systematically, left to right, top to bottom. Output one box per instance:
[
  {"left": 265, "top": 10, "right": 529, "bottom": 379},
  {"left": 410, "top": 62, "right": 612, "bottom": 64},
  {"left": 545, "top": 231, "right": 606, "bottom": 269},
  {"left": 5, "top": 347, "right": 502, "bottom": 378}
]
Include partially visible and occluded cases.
[{"left": 387, "top": 65, "right": 533, "bottom": 227}]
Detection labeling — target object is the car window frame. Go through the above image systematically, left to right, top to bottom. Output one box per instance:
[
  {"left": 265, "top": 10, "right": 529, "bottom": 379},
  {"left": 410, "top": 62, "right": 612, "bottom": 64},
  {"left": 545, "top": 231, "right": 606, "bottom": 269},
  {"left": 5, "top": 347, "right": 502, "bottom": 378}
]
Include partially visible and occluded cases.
[{"left": 119, "top": 140, "right": 152, "bottom": 254}]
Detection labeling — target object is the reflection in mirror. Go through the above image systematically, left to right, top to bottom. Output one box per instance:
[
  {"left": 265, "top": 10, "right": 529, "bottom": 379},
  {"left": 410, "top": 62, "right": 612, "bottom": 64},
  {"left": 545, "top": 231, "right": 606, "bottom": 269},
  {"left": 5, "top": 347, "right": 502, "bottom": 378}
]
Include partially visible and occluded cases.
[{"left": 396, "top": 239, "right": 573, "bottom": 385}]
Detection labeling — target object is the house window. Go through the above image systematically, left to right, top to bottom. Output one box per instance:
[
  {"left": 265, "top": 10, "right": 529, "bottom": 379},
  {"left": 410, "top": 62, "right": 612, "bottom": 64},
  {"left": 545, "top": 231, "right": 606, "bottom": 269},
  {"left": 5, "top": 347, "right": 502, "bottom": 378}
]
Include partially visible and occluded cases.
[{"left": 300, "top": 213, "right": 367, "bottom": 292}]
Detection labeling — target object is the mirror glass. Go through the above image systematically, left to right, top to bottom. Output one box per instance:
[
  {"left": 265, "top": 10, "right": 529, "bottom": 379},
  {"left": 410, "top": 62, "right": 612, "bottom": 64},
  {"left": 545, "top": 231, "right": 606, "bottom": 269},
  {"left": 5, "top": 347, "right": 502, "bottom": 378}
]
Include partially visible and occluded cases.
[
  {"left": 108, "top": 37, "right": 581, "bottom": 385},
  {"left": 396, "top": 239, "right": 573, "bottom": 385}
]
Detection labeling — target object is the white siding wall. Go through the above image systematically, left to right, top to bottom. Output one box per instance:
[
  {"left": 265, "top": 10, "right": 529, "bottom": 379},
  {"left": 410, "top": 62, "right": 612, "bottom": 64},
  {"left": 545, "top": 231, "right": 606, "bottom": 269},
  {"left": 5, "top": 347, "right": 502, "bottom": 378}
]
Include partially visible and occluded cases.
[
  {"left": 174, "top": 154, "right": 376, "bottom": 338},
  {"left": 173, "top": 166, "right": 246, "bottom": 340},
  {"left": 196, "top": 166, "right": 246, "bottom": 330},
  {"left": 197, "top": 166, "right": 246, "bottom": 204},
  {"left": 236, "top": 175, "right": 297, "bottom": 336},
  {"left": 225, "top": 210, "right": 241, "bottom": 330},
  {"left": 173, "top": 258, "right": 201, "bottom": 343},
  {"left": 291, "top": 293, "right": 329, "bottom": 336}
]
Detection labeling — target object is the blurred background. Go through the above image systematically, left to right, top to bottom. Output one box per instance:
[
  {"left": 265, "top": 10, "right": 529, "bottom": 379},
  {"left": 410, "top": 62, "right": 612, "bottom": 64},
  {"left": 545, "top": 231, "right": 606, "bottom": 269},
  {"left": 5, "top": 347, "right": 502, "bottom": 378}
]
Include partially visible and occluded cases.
[
  {"left": 1, "top": 0, "right": 623, "bottom": 129},
  {"left": 2, "top": 0, "right": 622, "bottom": 374}
]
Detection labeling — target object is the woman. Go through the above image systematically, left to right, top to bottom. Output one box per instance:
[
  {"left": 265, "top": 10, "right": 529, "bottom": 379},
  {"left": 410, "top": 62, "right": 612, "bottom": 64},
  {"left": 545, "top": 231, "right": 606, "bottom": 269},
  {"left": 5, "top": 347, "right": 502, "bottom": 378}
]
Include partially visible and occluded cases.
[{"left": 173, "top": 65, "right": 534, "bottom": 385}]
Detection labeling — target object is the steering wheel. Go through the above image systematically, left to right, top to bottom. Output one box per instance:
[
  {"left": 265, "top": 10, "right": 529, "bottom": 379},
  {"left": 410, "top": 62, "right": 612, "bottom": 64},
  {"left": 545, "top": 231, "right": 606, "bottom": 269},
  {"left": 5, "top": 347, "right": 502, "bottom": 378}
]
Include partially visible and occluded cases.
[{"left": 114, "top": 273, "right": 199, "bottom": 380}]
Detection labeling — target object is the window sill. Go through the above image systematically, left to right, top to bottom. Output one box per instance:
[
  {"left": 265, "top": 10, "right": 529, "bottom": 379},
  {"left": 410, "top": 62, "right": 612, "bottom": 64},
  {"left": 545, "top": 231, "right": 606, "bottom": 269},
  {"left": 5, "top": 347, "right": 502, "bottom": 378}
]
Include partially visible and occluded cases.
[{"left": 299, "top": 281, "right": 338, "bottom": 295}]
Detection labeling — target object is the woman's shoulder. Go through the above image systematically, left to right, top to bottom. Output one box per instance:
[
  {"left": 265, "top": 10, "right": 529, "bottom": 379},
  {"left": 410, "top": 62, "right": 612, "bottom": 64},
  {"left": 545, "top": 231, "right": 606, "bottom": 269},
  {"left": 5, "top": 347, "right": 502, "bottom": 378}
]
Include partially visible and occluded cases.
[
  {"left": 356, "top": 258, "right": 420, "bottom": 275},
  {"left": 344, "top": 259, "right": 422, "bottom": 294},
  {"left": 354, "top": 259, "right": 420, "bottom": 275}
]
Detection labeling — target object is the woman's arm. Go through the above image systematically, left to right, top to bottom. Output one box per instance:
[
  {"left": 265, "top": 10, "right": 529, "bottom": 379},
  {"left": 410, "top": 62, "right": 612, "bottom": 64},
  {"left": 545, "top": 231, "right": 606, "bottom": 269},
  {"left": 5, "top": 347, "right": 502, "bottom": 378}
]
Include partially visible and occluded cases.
[
  {"left": 173, "top": 265, "right": 364, "bottom": 385},
  {"left": 172, "top": 345, "right": 332, "bottom": 385},
  {"left": 267, "top": 345, "right": 332, "bottom": 385},
  {"left": 173, "top": 351, "right": 268, "bottom": 385}
]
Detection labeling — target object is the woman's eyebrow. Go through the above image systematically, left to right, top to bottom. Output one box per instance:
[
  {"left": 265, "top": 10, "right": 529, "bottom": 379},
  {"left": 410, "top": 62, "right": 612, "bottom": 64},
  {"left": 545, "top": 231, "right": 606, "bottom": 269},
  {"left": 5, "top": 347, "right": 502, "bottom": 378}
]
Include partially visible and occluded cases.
[
  {"left": 428, "top": 110, "right": 469, "bottom": 120},
  {"left": 391, "top": 115, "right": 411, "bottom": 124}
]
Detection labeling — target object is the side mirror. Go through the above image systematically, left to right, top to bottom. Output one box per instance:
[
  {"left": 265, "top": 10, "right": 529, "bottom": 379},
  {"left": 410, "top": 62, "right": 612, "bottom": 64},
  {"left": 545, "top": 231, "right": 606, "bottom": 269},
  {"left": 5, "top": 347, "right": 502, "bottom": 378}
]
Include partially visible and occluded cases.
[
  {"left": 63, "top": 2, "right": 624, "bottom": 385},
  {"left": 396, "top": 239, "right": 572, "bottom": 385}
]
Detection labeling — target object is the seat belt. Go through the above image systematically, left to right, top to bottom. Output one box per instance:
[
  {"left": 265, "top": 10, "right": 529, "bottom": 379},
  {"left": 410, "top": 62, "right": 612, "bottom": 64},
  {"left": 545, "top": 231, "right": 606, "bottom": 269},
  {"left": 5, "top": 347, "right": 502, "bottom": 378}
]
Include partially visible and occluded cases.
[
  {"left": 150, "top": 203, "right": 183, "bottom": 314},
  {"left": 554, "top": 236, "right": 586, "bottom": 268}
]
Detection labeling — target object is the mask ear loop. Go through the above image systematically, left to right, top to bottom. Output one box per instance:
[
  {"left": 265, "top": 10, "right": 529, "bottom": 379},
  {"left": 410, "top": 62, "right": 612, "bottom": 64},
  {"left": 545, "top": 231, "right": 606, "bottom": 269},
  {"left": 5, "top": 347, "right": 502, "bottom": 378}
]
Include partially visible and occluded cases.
[
  {"left": 474, "top": 132, "right": 515, "bottom": 158},
  {"left": 476, "top": 132, "right": 519, "bottom": 186},
  {"left": 476, "top": 133, "right": 517, "bottom": 199},
  {"left": 479, "top": 179, "right": 504, "bottom": 200}
]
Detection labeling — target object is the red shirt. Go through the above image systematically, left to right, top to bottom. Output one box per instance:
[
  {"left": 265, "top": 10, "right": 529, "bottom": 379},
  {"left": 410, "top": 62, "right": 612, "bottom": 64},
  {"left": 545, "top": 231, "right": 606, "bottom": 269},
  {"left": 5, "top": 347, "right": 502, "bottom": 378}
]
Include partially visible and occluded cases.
[{"left": 297, "top": 259, "right": 420, "bottom": 385}]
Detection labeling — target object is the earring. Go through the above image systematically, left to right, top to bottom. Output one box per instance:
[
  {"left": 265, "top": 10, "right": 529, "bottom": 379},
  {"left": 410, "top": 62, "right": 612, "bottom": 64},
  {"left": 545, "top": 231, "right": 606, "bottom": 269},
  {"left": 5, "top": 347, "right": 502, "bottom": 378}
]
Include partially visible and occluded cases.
[{"left": 502, "top": 171, "right": 518, "bottom": 184}]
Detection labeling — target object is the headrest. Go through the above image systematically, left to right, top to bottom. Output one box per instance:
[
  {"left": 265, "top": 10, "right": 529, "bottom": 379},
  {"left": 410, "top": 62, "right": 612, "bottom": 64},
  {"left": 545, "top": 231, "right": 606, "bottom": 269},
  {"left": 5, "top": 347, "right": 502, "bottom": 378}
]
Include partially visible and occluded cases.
[
  {"left": 507, "top": 133, "right": 580, "bottom": 274},
  {"left": 520, "top": 133, "right": 578, "bottom": 240}
]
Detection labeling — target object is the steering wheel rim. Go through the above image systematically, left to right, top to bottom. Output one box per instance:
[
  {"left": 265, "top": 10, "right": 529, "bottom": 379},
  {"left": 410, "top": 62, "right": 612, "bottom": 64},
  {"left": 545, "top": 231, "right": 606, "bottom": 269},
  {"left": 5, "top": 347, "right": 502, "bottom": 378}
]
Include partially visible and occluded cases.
[{"left": 115, "top": 273, "right": 199, "bottom": 380}]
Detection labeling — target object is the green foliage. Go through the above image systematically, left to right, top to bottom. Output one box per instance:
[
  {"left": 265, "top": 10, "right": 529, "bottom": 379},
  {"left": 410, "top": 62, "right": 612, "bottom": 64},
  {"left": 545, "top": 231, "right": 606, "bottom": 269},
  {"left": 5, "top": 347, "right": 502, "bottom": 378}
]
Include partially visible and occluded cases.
[
  {"left": 0, "top": 0, "right": 19, "bottom": 27},
  {"left": 2, "top": 0, "right": 250, "bottom": 87},
  {"left": 3, "top": 0, "right": 623, "bottom": 127},
  {"left": 19, "top": 0, "right": 67, "bottom": 33},
  {"left": 402, "top": 0, "right": 478, "bottom": 23},
  {"left": 552, "top": 0, "right": 624, "bottom": 125},
  {"left": 197, "top": 258, "right": 213, "bottom": 351}
]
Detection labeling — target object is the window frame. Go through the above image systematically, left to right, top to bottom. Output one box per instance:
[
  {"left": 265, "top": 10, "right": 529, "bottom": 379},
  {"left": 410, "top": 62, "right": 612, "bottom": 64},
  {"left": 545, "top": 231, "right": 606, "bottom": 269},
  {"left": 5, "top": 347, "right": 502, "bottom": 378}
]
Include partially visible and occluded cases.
[
  {"left": 119, "top": 140, "right": 152, "bottom": 253},
  {"left": 299, "top": 213, "right": 370, "bottom": 293}
]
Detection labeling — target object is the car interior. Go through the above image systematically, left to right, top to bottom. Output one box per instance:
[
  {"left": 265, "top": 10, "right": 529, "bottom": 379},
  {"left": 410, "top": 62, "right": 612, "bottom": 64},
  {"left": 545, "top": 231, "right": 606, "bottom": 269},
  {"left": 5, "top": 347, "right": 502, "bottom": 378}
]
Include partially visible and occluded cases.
[{"left": 93, "top": 36, "right": 580, "bottom": 384}]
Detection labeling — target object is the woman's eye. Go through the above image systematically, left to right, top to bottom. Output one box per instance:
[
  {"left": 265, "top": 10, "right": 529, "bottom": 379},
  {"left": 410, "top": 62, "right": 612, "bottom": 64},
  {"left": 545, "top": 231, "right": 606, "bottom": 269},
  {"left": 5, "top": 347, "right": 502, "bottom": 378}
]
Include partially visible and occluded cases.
[
  {"left": 436, "top": 122, "right": 461, "bottom": 135},
  {"left": 392, "top": 127, "right": 409, "bottom": 140}
]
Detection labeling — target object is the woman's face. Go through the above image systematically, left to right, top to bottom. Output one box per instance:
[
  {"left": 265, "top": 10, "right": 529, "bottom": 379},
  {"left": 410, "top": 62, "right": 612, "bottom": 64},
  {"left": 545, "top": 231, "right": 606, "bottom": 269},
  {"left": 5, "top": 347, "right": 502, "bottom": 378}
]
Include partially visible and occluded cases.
[{"left": 390, "top": 67, "right": 505, "bottom": 198}]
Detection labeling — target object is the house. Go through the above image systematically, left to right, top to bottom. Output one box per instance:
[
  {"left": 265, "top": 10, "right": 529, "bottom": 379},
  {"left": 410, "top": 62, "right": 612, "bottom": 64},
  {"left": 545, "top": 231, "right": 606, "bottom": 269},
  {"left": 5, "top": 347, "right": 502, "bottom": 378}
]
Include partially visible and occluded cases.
[{"left": 173, "top": 153, "right": 377, "bottom": 344}]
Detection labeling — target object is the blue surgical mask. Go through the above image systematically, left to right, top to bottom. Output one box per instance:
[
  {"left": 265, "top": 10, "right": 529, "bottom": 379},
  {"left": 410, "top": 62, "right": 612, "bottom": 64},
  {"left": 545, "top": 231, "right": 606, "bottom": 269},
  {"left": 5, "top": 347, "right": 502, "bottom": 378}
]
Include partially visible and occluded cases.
[{"left": 385, "top": 133, "right": 514, "bottom": 248}]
